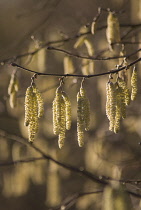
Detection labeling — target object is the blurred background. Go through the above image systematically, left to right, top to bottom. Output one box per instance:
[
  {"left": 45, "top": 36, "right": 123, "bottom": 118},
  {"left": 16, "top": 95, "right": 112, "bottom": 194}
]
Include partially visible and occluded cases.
[{"left": 0, "top": 0, "right": 141, "bottom": 209}]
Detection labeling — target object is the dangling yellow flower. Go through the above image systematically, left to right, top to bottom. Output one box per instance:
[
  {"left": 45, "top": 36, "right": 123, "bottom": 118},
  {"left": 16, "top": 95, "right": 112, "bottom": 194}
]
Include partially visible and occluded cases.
[
  {"left": 131, "top": 67, "right": 137, "bottom": 101},
  {"left": 8, "top": 73, "right": 19, "bottom": 108},
  {"left": 24, "top": 83, "right": 44, "bottom": 143},
  {"left": 52, "top": 87, "right": 71, "bottom": 149},
  {"left": 77, "top": 87, "right": 90, "bottom": 147}
]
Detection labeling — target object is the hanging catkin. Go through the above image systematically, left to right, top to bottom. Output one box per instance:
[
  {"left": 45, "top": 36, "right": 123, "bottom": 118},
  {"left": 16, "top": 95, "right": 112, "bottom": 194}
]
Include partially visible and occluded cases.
[
  {"left": 106, "top": 12, "right": 120, "bottom": 50},
  {"left": 91, "top": 21, "right": 96, "bottom": 35},
  {"left": 74, "top": 25, "right": 89, "bottom": 49},
  {"left": 84, "top": 39, "right": 94, "bottom": 56},
  {"left": 63, "top": 56, "right": 75, "bottom": 74},
  {"left": 131, "top": 67, "right": 137, "bottom": 101},
  {"left": 8, "top": 73, "right": 19, "bottom": 108},
  {"left": 117, "top": 77, "right": 131, "bottom": 106},
  {"left": 106, "top": 81, "right": 127, "bottom": 133},
  {"left": 106, "top": 82, "right": 116, "bottom": 131},
  {"left": 24, "top": 83, "right": 44, "bottom": 142},
  {"left": 32, "top": 84, "right": 44, "bottom": 118},
  {"left": 114, "top": 85, "right": 123, "bottom": 133},
  {"left": 52, "top": 87, "right": 71, "bottom": 148},
  {"left": 77, "top": 87, "right": 90, "bottom": 147},
  {"left": 62, "top": 91, "right": 71, "bottom": 130},
  {"left": 102, "top": 184, "right": 133, "bottom": 210}
]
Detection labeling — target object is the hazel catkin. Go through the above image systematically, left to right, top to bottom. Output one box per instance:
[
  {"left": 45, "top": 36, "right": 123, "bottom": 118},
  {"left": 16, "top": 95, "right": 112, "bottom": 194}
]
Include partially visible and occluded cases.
[
  {"left": 106, "top": 12, "right": 120, "bottom": 50},
  {"left": 131, "top": 67, "right": 137, "bottom": 101},
  {"left": 8, "top": 74, "right": 19, "bottom": 108},
  {"left": 24, "top": 84, "right": 44, "bottom": 142},
  {"left": 52, "top": 87, "right": 71, "bottom": 148},
  {"left": 77, "top": 87, "right": 90, "bottom": 147}
]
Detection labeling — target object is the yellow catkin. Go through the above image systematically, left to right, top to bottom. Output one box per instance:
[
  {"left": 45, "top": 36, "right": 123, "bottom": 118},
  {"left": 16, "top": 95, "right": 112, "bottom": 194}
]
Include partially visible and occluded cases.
[
  {"left": 106, "top": 12, "right": 120, "bottom": 50},
  {"left": 91, "top": 21, "right": 96, "bottom": 35},
  {"left": 74, "top": 25, "right": 89, "bottom": 49},
  {"left": 84, "top": 39, "right": 94, "bottom": 56},
  {"left": 63, "top": 56, "right": 75, "bottom": 74},
  {"left": 81, "top": 59, "right": 94, "bottom": 75},
  {"left": 82, "top": 59, "right": 89, "bottom": 75},
  {"left": 131, "top": 67, "right": 137, "bottom": 101},
  {"left": 8, "top": 74, "right": 19, "bottom": 108},
  {"left": 117, "top": 77, "right": 131, "bottom": 106},
  {"left": 106, "top": 82, "right": 116, "bottom": 131},
  {"left": 106, "top": 82, "right": 111, "bottom": 121},
  {"left": 109, "top": 83, "right": 116, "bottom": 131},
  {"left": 33, "top": 84, "right": 44, "bottom": 118},
  {"left": 24, "top": 85, "right": 40, "bottom": 142},
  {"left": 114, "top": 85, "right": 122, "bottom": 133},
  {"left": 24, "top": 86, "right": 34, "bottom": 126},
  {"left": 119, "top": 86, "right": 126, "bottom": 119},
  {"left": 53, "top": 87, "right": 71, "bottom": 148},
  {"left": 53, "top": 87, "right": 62, "bottom": 133},
  {"left": 77, "top": 87, "right": 90, "bottom": 147},
  {"left": 80, "top": 87, "right": 90, "bottom": 131},
  {"left": 53, "top": 88, "right": 61, "bottom": 135},
  {"left": 9, "top": 91, "right": 17, "bottom": 108},
  {"left": 62, "top": 91, "right": 71, "bottom": 130},
  {"left": 77, "top": 91, "right": 84, "bottom": 147},
  {"left": 29, "top": 93, "right": 39, "bottom": 142},
  {"left": 58, "top": 97, "right": 66, "bottom": 149},
  {"left": 52, "top": 99, "right": 59, "bottom": 135},
  {"left": 103, "top": 184, "right": 133, "bottom": 210}
]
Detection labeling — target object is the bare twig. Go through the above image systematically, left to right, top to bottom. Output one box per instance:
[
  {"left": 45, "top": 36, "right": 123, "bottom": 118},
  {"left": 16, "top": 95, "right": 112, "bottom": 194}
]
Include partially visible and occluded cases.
[
  {"left": 0, "top": 23, "right": 141, "bottom": 64},
  {"left": 47, "top": 46, "right": 141, "bottom": 60},
  {"left": 11, "top": 57, "right": 141, "bottom": 78},
  {"left": 1, "top": 129, "right": 141, "bottom": 198},
  {"left": 49, "top": 190, "right": 103, "bottom": 210}
]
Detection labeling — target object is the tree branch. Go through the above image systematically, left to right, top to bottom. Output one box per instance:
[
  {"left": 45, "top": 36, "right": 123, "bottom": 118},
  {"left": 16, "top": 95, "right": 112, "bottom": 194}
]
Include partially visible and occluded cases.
[
  {"left": 0, "top": 23, "right": 141, "bottom": 64},
  {"left": 47, "top": 46, "right": 141, "bottom": 60},
  {"left": 11, "top": 57, "right": 141, "bottom": 78},
  {"left": 1, "top": 129, "right": 141, "bottom": 198},
  {"left": 49, "top": 190, "right": 103, "bottom": 210}
]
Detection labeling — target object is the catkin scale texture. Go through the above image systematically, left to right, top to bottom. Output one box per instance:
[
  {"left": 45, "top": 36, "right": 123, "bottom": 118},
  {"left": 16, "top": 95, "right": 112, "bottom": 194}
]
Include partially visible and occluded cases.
[
  {"left": 131, "top": 68, "right": 137, "bottom": 101},
  {"left": 118, "top": 77, "right": 131, "bottom": 106},
  {"left": 106, "top": 81, "right": 127, "bottom": 133},
  {"left": 106, "top": 82, "right": 116, "bottom": 131},
  {"left": 24, "top": 84, "right": 44, "bottom": 142},
  {"left": 33, "top": 84, "right": 44, "bottom": 118},
  {"left": 52, "top": 87, "right": 71, "bottom": 148},
  {"left": 77, "top": 87, "right": 90, "bottom": 147},
  {"left": 62, "top": 91, "right": 71, "bottom": 130},
  {"left": 77, "top": 92, "right": 85, "bottom": 147},
  {"left": 58, "top": 98, "right": 66, "bottom": 149}
]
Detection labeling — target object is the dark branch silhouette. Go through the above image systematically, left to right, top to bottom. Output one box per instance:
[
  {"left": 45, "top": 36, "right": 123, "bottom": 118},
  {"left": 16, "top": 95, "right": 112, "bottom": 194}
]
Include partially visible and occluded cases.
[
  {"left": 11, "top": 57, "right": 141, "bottom": 78},
  {"left": 1, "top": 129, "right": 141, "bottom": 199}
]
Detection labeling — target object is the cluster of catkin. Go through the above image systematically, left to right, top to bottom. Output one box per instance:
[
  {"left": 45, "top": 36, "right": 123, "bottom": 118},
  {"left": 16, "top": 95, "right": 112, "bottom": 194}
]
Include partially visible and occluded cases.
[
  {"left": 106, "top": 67, "right": 137, "bottom": 133},
  {"left": 8, "top": 73, "right": 19, "bottom": 108},
  {"left": 24, "top": 83, "right": 44, "bottom": 142},
  {"left": 52, "top": 85, "right": 90, "bottom": 148},
  {"left": 52, "top": 87, "right": 71, "bottom": 149},
  {"left": 77, "top": 87, "right": 90, "bottom": 147}
]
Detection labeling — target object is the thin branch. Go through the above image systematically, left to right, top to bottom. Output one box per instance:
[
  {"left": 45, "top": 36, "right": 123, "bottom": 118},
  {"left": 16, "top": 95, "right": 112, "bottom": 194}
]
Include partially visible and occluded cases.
[
  {"left": 0, "top": 23, "right": 141, "bottom": 64},
  {"left": 47, "top": 46, "right": 141, "bottom": 60},
  {"left": 11, "top": 57, "right": 141, "bottom": 78},
  {"left": 0, "top": 129, "right": 107, "bottom": 185},
  {"left": 1, "top": 130, "right": 141, "bottom": 198},
  {"left": 0, "top": 157, "right": 44, "bottom": 167},
  {"left": 49, "top": 190, "right": 103, "bottom": 210}
]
